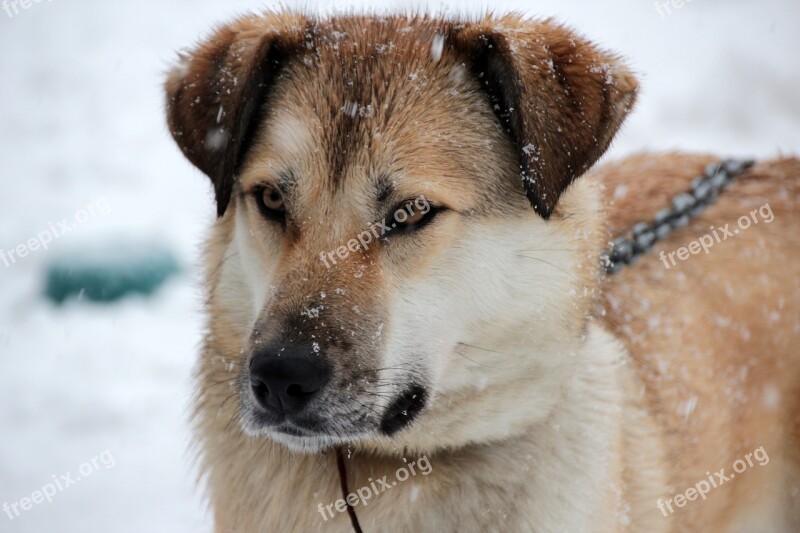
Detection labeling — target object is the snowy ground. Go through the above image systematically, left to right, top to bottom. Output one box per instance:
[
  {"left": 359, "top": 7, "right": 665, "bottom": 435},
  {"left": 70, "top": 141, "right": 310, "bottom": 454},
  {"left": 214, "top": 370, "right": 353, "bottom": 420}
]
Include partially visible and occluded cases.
[{"left": 0, "top": 0, "right": 797, "bottom": 531}]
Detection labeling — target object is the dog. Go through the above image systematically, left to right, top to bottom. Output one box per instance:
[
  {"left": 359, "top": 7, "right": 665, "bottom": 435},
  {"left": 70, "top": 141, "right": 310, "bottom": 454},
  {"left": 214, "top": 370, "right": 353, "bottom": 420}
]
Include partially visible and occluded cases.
[{"left": 164, "top": 11, "right": 800, "bottom": 532}]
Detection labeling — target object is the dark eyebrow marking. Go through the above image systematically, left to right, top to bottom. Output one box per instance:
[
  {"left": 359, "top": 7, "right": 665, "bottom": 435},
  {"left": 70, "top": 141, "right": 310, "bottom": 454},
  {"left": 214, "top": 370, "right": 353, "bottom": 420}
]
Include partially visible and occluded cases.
[
  {"left": 277, "top": 168, "right": 297, "bottom": 191},
  {"left": 376, "top": 172, "right": 394, "bottom": 204}
]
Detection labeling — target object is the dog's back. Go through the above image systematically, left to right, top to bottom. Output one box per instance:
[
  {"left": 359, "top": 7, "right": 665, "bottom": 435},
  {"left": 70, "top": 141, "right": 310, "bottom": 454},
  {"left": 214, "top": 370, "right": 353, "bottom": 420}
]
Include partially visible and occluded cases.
[{"left": 596, "top": 154, "right": 800, "bottom": 531}]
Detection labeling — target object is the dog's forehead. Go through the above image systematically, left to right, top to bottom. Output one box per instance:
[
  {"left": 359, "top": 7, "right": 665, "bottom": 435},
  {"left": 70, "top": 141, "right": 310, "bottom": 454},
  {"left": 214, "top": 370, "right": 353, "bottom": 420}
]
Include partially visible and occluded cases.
[
  {"left": 240, "top": 20, "right": 520, "bottom": 215},
  {"left": 285, "top": 25, "right": 479, "bottom": 188}
]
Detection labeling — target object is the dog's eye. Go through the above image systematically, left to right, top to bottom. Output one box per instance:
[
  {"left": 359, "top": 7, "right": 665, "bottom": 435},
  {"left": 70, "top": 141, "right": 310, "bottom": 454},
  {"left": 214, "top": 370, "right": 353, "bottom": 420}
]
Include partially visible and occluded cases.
[
  {"left": 254, "top": 185, "right": 286, "bottom": 224},
  {"left": 389, "top": 201, "right": 440, "bottom": 235}
]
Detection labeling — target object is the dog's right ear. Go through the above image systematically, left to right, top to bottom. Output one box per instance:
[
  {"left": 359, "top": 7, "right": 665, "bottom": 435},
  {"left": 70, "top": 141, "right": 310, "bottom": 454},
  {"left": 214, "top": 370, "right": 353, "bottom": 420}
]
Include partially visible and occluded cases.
[
  {"left": 164, "top": 13, "right": 305, "bottom": 217},
  {"left": 450, "top": 17, "right": 638, "bottom": 219}
]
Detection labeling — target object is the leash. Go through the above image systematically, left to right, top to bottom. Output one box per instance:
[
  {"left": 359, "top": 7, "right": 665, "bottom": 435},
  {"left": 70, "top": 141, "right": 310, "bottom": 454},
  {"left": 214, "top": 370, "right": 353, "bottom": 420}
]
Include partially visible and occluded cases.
[
  {"left": 602, "top": 158, "right": 754, "bottom": 274},
  {"left": 336, "top": 447, "right": 364, "bottom": 533}
]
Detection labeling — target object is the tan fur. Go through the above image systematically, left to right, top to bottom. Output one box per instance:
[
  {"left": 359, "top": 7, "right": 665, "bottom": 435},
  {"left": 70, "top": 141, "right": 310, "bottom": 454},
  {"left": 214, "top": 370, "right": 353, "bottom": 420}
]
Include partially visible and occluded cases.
[
  {"left": 164, "top": 10, "right": 800, "bottom": 532},
  {"left": 596, "top": 155, "right": 800, "bottom": 531}
]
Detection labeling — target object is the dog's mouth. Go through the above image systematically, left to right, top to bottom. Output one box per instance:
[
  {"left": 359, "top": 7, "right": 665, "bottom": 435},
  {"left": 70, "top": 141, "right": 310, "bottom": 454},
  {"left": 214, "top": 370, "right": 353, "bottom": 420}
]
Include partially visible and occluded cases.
[{"left": 243, "top": 382, "right": 428, "bottom": 451}]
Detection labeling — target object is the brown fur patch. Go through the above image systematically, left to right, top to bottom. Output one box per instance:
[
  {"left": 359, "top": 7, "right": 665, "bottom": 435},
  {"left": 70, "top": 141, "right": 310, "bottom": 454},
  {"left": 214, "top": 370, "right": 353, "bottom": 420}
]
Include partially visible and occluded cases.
[{"left": 595, "top": 154, "right": 800, "bottom": 530}]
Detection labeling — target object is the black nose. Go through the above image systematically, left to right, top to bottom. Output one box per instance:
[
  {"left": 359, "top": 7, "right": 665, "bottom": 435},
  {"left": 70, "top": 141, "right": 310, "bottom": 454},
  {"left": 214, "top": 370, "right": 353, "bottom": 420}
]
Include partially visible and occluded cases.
[{"left": 248, "top": 343, "right": 330, "bottom": 416}]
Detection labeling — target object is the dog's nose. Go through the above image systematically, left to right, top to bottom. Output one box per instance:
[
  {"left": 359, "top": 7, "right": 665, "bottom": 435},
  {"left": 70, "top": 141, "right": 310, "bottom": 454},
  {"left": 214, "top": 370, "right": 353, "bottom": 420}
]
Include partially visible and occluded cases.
[{"left": 248, "top": 344, "right": 330, "bottom": 415}]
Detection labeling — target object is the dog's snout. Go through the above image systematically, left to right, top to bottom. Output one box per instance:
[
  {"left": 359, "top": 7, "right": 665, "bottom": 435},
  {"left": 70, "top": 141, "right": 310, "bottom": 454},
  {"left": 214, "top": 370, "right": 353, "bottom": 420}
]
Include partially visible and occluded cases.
[{"left": 248, "top": 343, "right": 330, "bottom": 415}]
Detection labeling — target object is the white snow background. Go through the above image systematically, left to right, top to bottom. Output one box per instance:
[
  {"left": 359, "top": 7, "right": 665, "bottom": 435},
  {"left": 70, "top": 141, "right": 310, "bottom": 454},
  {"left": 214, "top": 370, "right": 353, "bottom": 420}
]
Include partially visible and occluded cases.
[{"left": 0, "top": 0, "right": 797, "bottom": 531}]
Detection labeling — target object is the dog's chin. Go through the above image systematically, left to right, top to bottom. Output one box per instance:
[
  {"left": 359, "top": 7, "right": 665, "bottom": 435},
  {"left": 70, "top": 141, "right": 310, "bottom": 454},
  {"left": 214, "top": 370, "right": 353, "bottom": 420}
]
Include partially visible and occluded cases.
[
  {"left": 239, "top": 384, "right": 430, "bottom": 453},
  {"left": 241, "top": 421, "right": 375, "bottom": 454}
]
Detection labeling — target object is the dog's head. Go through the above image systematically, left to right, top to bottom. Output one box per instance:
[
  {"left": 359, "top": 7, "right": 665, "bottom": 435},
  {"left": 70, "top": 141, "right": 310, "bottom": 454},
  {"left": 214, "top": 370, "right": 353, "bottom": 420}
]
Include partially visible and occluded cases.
[{"left": 165, "top": 12, "right": 636, "bottom": 453}]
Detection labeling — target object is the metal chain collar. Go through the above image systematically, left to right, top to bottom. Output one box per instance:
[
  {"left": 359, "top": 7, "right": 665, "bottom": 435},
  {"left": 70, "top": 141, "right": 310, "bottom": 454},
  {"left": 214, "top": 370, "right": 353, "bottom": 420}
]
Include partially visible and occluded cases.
[{"left": 602, "top": 158, "right": 755, "bottom": 274}]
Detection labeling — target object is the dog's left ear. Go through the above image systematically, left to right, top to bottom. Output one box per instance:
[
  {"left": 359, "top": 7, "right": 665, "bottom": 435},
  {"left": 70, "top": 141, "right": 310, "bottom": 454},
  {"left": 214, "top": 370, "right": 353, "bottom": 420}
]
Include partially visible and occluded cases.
[
  {"left": 164, "top": 13, "right": 305, "bottom": 217},
  {"left": 451, "top": 17, "right": 638, "bottom": 218}
]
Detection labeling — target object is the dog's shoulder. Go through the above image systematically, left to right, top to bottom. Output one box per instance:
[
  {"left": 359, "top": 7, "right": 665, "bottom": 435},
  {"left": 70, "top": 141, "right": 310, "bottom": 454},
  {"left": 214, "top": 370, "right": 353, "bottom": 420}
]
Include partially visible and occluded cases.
[
  {"left": 591, "top": 152, "right": 800, "bottom": 236},
  {"left": 591, "top": 152, "right": 717, "bottom": 235},
  {"left": 593, "top": 153, "right": 800, "bottom": 530}
]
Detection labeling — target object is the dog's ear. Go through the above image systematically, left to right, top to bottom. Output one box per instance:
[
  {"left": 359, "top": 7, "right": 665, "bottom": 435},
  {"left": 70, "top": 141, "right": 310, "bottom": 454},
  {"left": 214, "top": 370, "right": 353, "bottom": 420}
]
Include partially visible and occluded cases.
[
  {"left": 164, "top": 13, "right": 305, "bottom": 217},
  {"left": 451, "top": 17, "right": 638, "bottom": 218}
]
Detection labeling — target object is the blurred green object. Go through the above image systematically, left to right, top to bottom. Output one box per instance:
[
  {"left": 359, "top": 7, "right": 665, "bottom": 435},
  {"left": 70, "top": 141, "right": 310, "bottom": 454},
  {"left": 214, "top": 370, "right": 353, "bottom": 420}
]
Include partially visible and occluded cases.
[{"left": 45, "top": 242, "right": 180, "bottom": 304}]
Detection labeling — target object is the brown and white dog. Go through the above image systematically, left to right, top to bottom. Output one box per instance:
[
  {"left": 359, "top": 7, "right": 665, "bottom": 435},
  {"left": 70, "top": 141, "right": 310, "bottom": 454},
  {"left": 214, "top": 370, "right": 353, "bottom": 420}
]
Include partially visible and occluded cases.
[{"left": 164, "top": 11, "right": 800, "bottom": 532}]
